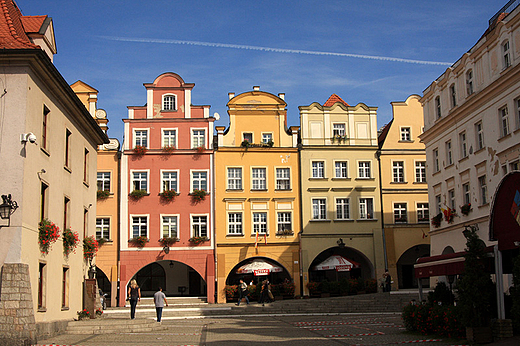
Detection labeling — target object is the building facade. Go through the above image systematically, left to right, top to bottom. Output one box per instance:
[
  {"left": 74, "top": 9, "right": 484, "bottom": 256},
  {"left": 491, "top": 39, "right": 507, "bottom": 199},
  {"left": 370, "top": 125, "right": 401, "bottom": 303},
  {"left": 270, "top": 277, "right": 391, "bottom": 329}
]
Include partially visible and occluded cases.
[
  {"left": 0, "top": 1, "right": 108, "bottom": 343},
  {"left": 119, "top": 72, "right": 216, "bottom": 305},
  {"left": 214, "top": 87, "right": 300, "bottom": 303},
  {"left": 298, "top": 94, "right": 384, "bottom": 295},
  {"left": 377, "top": 95, "right": 430, "bottom": 291}
]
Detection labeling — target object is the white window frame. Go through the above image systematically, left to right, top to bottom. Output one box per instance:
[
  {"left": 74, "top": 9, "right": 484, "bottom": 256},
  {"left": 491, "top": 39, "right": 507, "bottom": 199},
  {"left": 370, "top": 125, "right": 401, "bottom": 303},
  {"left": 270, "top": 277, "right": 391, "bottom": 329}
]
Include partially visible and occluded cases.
[
  {"left": 503, "top": 40, "right": 511, "bottom": 69},
  {"left": 466, "top": 69, "right": 474, "bottom": 96},
  {"left": 450, "top": 84, "right": 457, "bottom": 108},
  {"left": 162, "top": 94, "right": 177, "bottom": 111},
  {"left": 435, "top": 96, "right": 441, "bottom": 119},
  {"left": 500, "top": 106, "right": 510, "bottom": 137},
  {"left": 475, "top": 121, "right": 484, "bottom": 151},
  {"left": 333, "top": 123, "right": 346, "bottom": 136},
  {"left": 400, "top": 127, "right": 411, "bottom": 141},
  {"left": 162, "top": 128, "right": 177, "bottom": 148},
  {"left": 191, "top": 128, "right": 206, "bottom": 149},
  {"left": 133, "top": 129, "right": 149, "bottom": 148},
  {"left": 459, "top": 131, "right": 467, "bottom": 158},
  {"left": 242, "top": 132, "right": 253, "bottom": 143},
  {"left": 262, "top": 133, "right": 273, "bottom": 144},
  {"left": 445, "top": 140, "right": 453, "bottom": 166},
  {"left": 433, "top": 149, "right": 440, "bottom": 172},
  {"left": 311, "top": 161, "right": 325, "bottom": 178},
  {"left": 334, "top": 161, "right": 348, "bottom": 178},
  {"left": 358, "top": 161, "right": 371, "bottom": 178},
  {"left": 392, "top": 161, "right": 405, "bottom": 183},
  {"left": 415, "top": 161, "right": 427, "bottom": 183},
  {"left": 227, "top": 167, "right": 243, "bottom": 190},
  {"left": 251, "top": 167, "right": 267, "bottom": 190},
  {"left": 275, "top": 168, "right": 291, "bottom": 190},
  {"left": 131, "top": 170, "right": 149, "bottom": 192},
  {"left": 161, "top": 170, "right": 179, "bottom": 192},
  {"left": 191, "top": 170, "right": 208, "bottom": 192},
  {"left": 97, "top": 171, "right": 111, "bottom": 192},
  {"left": 479, "top": 175, "right": 488, "bottom": 205},
  {"left": 462, "top": 182, "right": 471, "bottom": 205},
  {"left": 448, "top": 189, "right": 456, "bottom": 210},
  {"left": 435, "top": 195, "right": 442, "bottom": 215},
  {"left": 312, "top": 198, "right": 327, "bottom": 220},
  {"left": 335, "top": 198, "right": 350, "bottom": 220},
  {"left": 359, "top": 198, "right": 374, "bottom": 220},
  {"left": 393, "top": 203, "right": 407, "bottom": 223},
  {"left": 417, "top": 203, "right": 429, "bottom": 223},
  {"left": 227, "top": 212, "right": 243, "bottom": 235},
  {"left": 253, "top": 212, "right": 268, "bottom": 235},
  {"left": 277, "top": 212, "right": 292, "bottom": 234},
  {"left": 191, "top": 214, "right": 208, "bottom": 238},
  {"left": 130, "top": 215, "right": 148, "bottom": 239},
  {"left": 161, "top": 215, "right": 178, "bottom": 238},
  {"left": 96, "top": 217, "right": 110, "bottom": 239}
]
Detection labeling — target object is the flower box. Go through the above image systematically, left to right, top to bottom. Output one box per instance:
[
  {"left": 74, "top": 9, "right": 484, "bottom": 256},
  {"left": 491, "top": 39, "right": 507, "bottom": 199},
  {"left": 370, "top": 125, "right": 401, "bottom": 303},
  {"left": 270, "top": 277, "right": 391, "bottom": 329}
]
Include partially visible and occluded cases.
[
  {"left": 133, "top": 145, "right": 147, "bottom": 156},
  {"left": 162, "top": 145, "right": 175, "bottom": 154},
  {"left": 196, "top": 146, "right": 205, "bottom": 153},
  {"left": 129, "top": 189, "right": 147, "bottom": 200},
  {"left": 159, "top": 189, "right": 178, "bottom": 202},
  {"left": 190, "top": 189, "right": 207, "bottom": 202},
  {"left": 97, "top": 190, "right": 110, "bottom": 200},
  {"left": 460, "top": 203, "right": 472, "bottom": 216},
  {"left": 431, "top": 213, "right": 442, "bottom": 228},
  {"left": 128, "top": 236, "right": 149, "bottom": 248},
  {"left": 189, "top": 236, "right": 208, "bottom": 245},
  {"left": 159, "top": 237, "right": 179, "bottom": 247}
]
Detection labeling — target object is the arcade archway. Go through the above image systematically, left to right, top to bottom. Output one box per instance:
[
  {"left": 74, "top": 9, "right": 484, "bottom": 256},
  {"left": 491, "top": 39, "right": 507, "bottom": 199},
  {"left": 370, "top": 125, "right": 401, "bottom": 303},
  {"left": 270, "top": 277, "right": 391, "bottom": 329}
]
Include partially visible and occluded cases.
[
  {"left": 397, "top": 244, "right": 430, "bottom": 289},
  {"left": 308, "top": 246, "right": 373, "bottom": 282},
  {"left": 226, "top": 257, "right": 292, "bottom": 286}
]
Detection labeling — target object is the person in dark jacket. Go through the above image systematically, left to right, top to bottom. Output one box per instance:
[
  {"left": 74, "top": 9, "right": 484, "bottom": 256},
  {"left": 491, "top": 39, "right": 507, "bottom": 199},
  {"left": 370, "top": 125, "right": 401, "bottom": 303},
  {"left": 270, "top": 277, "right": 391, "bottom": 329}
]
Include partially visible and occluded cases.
[{"left": 128, "top": 279, "right": 141, "bottom": 319}]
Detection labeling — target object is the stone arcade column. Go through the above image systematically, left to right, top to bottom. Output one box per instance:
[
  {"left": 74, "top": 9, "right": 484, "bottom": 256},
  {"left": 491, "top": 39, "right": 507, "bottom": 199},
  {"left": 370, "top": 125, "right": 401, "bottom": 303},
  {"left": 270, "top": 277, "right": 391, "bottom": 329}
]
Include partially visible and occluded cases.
[{"left": 0, "top": 263, "right": 37, "bottom": 346}]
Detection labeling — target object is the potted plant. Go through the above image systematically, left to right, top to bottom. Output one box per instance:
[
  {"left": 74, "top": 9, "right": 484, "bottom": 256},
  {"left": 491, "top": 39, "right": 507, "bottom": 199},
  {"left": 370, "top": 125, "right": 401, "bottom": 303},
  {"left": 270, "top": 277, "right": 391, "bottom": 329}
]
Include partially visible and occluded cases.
[
  {"left": 133, "top": 145, "right": 147, "bottom": 156},
  {"left": 162, "top": 145, "right": 175, "bottom": 154},
  {"left": 129, "top": 189, "right": 147, "bottom": 200},
  {"left": 159, "top": 189, "right": 178, "bottom": 202},
  {"left": 191, "top": 189, "right": 207, "bottom": 202},
  {"left": 97, "top": 190, "right": 110, "bottom": 200},
  {"left": 460, "top": 203, "right": 472, "bottom": 216},
  {"left": 431, "top": 213, "right": 442, "bottom": 228},
  {"left": 38, "top": 218, "right": 60, "bottom": 255},
  {"left": 62, "top": 227, "right": 79, "bottom": 257},
  {"left": 83, "top": 236, "right": 99, "bottom": 262},
  {"left": 128, "top": 236, "right": 149, "bottom": 248},
  {"left": 189, "top": 236, "right": 208, "bottom": 245},
  {"left": 159, "top": 237, "right": 179, "bottom": 247},
  {"left": 306, "top": 281, "right": 321, "bottom": 296},
  {"left": 225, "top": 285, "right": 238, "bottom": 301},
  {"left": 77, "top": 309, "right": 90, "bottom": 321},
  {"left": 95, "top": 309, "right": 103, "bottom": 318}
]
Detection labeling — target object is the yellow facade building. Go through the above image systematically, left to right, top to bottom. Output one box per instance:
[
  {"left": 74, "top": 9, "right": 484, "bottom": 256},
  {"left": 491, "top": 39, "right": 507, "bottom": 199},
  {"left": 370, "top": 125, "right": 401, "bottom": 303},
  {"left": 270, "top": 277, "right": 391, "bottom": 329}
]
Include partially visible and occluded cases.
[
  {"left": 215, "top": 87, "right": 300, "bottom": 303},
  {"left": 298, "top": 94, "right": 384, "bottom": 295},
  {"left": 377, "top": 95, "right": 429, "bottom": 291}
]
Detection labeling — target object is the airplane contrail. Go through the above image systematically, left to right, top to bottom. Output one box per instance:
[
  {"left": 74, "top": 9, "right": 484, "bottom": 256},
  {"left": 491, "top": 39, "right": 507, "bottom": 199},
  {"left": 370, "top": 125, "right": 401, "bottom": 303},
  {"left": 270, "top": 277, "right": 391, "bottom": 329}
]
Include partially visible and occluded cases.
[{"left": 99, "top": 36, "right": 452, "bottom": 66}]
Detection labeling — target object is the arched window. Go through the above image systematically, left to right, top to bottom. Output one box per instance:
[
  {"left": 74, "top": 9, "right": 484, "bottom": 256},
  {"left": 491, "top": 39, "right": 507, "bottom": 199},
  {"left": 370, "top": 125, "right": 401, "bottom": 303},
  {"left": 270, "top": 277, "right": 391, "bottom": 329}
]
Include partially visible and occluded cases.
[{"left": 162, "top": 94, "right": 177, "bottom": 111}]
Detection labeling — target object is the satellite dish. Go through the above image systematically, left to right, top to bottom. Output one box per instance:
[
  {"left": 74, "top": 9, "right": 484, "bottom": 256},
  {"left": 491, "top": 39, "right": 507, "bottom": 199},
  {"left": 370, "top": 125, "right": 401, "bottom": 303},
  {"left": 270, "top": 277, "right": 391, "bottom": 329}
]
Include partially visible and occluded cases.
[{"left": 214, "top": 112, "right": 220, "bottom": 121}]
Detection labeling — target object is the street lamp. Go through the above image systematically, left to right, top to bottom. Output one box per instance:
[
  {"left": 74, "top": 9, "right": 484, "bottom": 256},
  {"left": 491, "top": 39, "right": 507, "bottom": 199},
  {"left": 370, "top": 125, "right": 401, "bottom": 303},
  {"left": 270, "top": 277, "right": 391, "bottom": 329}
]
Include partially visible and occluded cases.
[
  {"left": 0, "top": 194, "right": 18, "bottom": 227},
  {"left": 337, "top": 238, "right": 345, "bottom": 248}
]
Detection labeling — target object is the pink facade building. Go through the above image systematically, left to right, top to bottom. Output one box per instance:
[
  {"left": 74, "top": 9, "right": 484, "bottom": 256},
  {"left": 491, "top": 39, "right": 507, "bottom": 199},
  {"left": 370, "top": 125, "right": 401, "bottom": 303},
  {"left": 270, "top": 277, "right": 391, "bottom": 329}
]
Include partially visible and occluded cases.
[{"left": 119, "top": 72, "right": 215, "bottom": 304}]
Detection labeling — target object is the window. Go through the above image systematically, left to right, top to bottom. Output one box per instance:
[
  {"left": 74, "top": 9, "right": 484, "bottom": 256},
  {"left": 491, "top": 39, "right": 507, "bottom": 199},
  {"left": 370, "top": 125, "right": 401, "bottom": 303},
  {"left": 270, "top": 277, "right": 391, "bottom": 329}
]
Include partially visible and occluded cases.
[
  {"left": 503, "top": 41, "right": 511, "bottom": 69},
  {"left": 466, "top": 70, "right": 474, "bottom": 95},
  {"left": 450, "top": 84, "right": 457, "bottom": 108},
  {"left": 162, "top": 94, "right": 176, "bottom": 111},
  {"left": 435, "top": 96, "right": 441, "bottom": 119},
  {"left": 516, "top": 98, "right": 520, "bottom": 130},
  {"left": 42, "top": 105, "right": 49, "bottom": 150},
  {"left": 500, "top": 106, "right": 510, "bottom": 137},
  {"left": 475, "top": 122, "right": 484, "bottom": 150},
  {"left": 333, "top": 123, "right": 345, "bottom": 136},
  {"left": 400, "top": 127, "right": 411, "bottom": 141},
  {"left": 65, "top": 129, "right": 71, "bottom": 168},
  {"left": 192, "top": 129, "right": 205, "bottom": 148},
  {"left": 134, "top": 130, "right": 148, "bottom": 148},
  {"left": 162, "top": 130, "right": 176, "bottom": 147},
  {"left": 243, "top": 132, "right": 253, "bottom": 143},
  {"left": 459, "top": 132, "right": 467, "bottom": 158},
  {"left": 262, "top": 133, "right": 273, "bottom": 144},
  {"left": 446, "top": 141, "right": 453, "bottom": 166},
  {"left": 83, "top": 148, "right": 89, "bottom": 184},
  {"left": 433, "top": 149, "right": 440, "bottom": 172},
  {"left": 311, "top": 161, "right": 325, "bottom": 178},
  {"left": 335, "top": 161, "right": 348, "bottom": 178},
  {"left": 358, "top": 161, "right": 371, "bottom": 178},
  {"left": 392, "top": 161, "right": 404, "bottom": 182},
  {"left": 415, "top": 161, "right": 427, "bottom": 183},
  {"left": 511, "top": 161, "right": 519, "bottom": 172},
  {"left": 227, "top": 168, "right": 242, "bottom": 190},
  {"left": 251, "top": 168, "right": 266, "bottom": 190},
  {"left": 276, "top": 168, "right": 291, "bottom": 190},
  {"left": 162, "top": 171, "right": 178, "bottom": 192},
  {"left": 192, "top": 171, "right": 207, "bottom": 191},
  {"left": 97, "top": 172, "right": 111, "bottom": 192},
  {"left": 132, "top": 172, "right": 148, "bottom": 192},
  {"left": 479, "top": 175, "right": 488, "bottom": 205},
  {"left": 40, "top": 182, "right": 48, "bottom": 221},
  {"left": 463, "top": 183, "right": 471, "bottom": 205},
  {"left": 448, "top": 189, "right": 456, "bottom": 210},
  {"left": 435, "top": 195, "right": 442, "bottom": 214},
  {"left": 63, "top": 196, "right": 70, "bottom": 230},
  {"left": 312, "top": 198, "right": 327, "bottom": 220},
  {"left": 336, "top": 198, "right": 350, "bottom": 219},
  {"left": 359, "top": 198, "right": 374, "bottom": 219},
  {"left": 393, "top": 203, "right": 407, "bottom": 223},
  {"left": 417, "top": 203, "right": 429, "bottom": 223},
  {"left": 83, "top": 208, "right": 88, "bottom": 239},
  {"left": 253, "top": 212, "right": 267, "bottom": 234},
  {"left": 277, "top": 212, "right": 292, "bottom": 234},
  {"left": 228, "top": 213, "right": 243, "bottom": 234},
  {"left": 131, "top": 216, "right": 147, "bottom": 238},
  {"left": 162, "top": 216, "right": 178, "bottom": 238},
  {"left": 192, "top": 216, "right": 207, "bottom": 237},
  {"left": 96, "top": 218, "right": 110, "bottom": 239},
  {"left": 38, "top": 262, "right": 46, "bottom": 309},
  {"left": 62, "top": 267, "right": 69, "bottom": 309}
]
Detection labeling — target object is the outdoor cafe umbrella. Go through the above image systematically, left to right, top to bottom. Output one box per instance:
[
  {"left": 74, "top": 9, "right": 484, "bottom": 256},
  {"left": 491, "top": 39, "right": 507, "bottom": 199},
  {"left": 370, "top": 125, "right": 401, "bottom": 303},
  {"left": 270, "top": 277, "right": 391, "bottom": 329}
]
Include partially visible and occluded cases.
[
  {"left": 312, "top": 255, "right": 360, "bottom": 280},
  {"left": 236, "top": 259, "right": 283, "bottom": 276}
]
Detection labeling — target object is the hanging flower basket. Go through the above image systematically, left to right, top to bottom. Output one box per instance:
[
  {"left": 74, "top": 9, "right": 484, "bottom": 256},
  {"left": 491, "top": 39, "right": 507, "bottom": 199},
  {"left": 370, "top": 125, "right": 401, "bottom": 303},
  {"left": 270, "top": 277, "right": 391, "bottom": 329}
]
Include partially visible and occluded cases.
[
  {"left": 133, "top": 145, "right": 147, "bottom": 156},
  {"left": 162, "top": 145, "right": 176, "bottom": 154},
  {"left": 129, "top": 189, "right": 147, "bottom": 200},
  {"left": 159, "top": 189, "right": 178, "bottom": 202},
  {"left": 191, "top": 189, "right": 207, "bottom": 202},
  {"left": 97, "top": 190, "right": 110, "bottom": 200},
  {"left": 460, "top": 203, "right": 472, "bottom": 216},
  {"left": 431, "top": 213, "right": 442, "bottom": 228},
  {"left": 38, "top": 218, "right": 60, "bottom": 255},
  {"left": 62, "top": 227, "right": 80, "bottom": 257},
  {"left": 83, "top": 236, "right": 99, "bottom": 261},
  {"left": 129, "top": 236, "right": 149, "bottom": 248},
  {"left": 189, "top": 236, "right": 208, "bottom": 245},
  {"left": 159, "top": 237, "right": 179, "bottom": 247}
]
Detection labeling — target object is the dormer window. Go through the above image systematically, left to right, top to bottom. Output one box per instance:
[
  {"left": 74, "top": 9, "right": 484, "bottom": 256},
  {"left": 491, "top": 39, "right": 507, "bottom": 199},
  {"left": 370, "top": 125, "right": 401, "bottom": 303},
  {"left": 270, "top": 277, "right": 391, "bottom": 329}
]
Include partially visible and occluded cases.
[{"left": 162, "top": 94, "right": 177, "bottom": 111}]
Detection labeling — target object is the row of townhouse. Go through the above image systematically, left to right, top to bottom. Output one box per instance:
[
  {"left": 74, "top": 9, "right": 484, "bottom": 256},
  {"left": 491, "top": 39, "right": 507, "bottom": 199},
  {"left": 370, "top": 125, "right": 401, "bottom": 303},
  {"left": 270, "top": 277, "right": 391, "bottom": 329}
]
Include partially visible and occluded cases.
[{"left": 87, "top": 72, "right": 429, "bottom": 306}]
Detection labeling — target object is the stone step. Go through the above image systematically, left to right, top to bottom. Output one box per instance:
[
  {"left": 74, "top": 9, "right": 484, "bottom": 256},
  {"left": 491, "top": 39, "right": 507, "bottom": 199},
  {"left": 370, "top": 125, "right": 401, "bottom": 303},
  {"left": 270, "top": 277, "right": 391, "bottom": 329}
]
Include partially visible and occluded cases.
[
  {"left": 130, "top": 296, "right": 207, "bottom": 307},
  {"left": 66, "top": 318, "right": 167, "bottom": 334}
]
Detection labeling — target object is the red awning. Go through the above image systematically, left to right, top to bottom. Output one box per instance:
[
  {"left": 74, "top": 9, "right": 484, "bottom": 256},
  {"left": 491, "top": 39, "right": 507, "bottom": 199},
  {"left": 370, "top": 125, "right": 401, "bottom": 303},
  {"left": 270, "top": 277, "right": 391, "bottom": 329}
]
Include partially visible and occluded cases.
[{"left": 414, "top": 246, "right": 494, "bottom": 278}]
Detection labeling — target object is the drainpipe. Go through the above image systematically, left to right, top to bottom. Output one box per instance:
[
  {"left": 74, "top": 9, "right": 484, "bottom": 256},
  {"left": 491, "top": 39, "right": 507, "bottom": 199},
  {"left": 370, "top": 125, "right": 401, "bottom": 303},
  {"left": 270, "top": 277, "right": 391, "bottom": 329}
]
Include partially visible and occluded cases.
[
  {"left": 297, "top": 140, "right": 304, "bottom": 297},
  {"left": 116, "top": 149, "right": 122, "bottom": 307},
  {"left": 376, "top": 149, "right": 388, "bottom": 270}
]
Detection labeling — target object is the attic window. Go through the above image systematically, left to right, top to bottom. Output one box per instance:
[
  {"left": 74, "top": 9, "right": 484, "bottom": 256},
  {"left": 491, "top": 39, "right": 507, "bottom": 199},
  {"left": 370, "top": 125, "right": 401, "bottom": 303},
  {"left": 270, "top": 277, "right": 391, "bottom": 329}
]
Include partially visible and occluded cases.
[{"left": 162, "top": 94, "right": 176, "bottom": 111}]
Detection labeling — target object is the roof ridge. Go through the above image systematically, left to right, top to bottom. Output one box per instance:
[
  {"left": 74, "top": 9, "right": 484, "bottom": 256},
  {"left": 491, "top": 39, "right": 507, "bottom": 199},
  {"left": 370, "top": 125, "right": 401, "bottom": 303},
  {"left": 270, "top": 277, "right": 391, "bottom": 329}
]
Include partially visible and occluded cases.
[{"left": 324, "top": 93, "right": 350, "bottom": 107}]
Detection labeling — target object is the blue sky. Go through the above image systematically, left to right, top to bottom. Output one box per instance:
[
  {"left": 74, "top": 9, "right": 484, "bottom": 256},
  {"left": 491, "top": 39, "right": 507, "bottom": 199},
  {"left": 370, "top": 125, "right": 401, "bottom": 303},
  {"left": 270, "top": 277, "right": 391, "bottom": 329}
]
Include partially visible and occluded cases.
[{"left": 19, "top": 0, "right": 503, "bottom": 141}]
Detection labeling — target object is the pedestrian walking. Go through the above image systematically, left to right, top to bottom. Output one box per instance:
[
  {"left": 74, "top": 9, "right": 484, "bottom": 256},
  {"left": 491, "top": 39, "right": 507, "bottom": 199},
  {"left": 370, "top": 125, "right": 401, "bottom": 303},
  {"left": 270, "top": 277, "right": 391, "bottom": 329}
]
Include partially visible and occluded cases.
[
  {"left": 127, "top": 279, "right": 141, "bottom": 319},
  {"left": 236, "top": 279, "right": 249, "bottom": 306},
  {"left": 258, "top": 279, "right": 271, "bottom": 306},
  {"left": 153, "top": 287, "right": 168, "bottom": 322}
]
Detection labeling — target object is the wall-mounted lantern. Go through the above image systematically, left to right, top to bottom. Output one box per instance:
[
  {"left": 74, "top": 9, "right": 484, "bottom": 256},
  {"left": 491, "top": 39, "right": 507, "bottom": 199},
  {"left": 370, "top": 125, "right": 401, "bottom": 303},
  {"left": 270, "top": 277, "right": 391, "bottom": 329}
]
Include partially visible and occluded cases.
[{"left": 0, "top": 194, "right": 18, "bottom": 227}]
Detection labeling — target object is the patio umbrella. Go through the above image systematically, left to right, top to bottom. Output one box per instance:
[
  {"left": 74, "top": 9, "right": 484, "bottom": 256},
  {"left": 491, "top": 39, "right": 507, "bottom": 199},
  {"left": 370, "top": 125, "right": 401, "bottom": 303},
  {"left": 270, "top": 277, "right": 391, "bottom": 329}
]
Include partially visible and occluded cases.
[
  {"left": 312, "top": 255, "right": 360, "bottom": 272},
  {"left": 236, "top": 259, "right": 283, "bottom": 276}
]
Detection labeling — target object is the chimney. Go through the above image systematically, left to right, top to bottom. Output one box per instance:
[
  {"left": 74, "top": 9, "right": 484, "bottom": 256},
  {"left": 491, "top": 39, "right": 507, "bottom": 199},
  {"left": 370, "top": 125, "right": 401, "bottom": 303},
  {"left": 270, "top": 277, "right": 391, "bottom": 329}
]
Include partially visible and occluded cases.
[
  {"left": 253, "top": 86, "right": 260, "bottom": 91},
  {"left": 228, "top": 93, "right": 235, "bottom": 100},
  {"left": 278, "top": 93, "right": 285, "bottom": 100}
]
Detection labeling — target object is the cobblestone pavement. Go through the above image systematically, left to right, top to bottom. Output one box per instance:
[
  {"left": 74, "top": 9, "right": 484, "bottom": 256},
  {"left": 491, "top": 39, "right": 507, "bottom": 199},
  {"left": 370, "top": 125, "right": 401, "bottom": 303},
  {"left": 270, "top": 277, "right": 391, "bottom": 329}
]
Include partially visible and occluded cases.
[{"left": 36, "top": 312, "right": 472, "bottom": 346}]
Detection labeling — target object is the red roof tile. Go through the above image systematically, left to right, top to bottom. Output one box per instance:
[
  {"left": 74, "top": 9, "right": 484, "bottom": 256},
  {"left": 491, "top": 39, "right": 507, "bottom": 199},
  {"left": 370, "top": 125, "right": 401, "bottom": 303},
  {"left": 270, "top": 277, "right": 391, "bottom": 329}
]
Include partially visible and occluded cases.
[
  {"left": 0, "top": 0, "right": 39, "bottom": 49},
  {"left": 20, "top": 15, "right": 46, "bottom": 34},
  {"left": 324, "top": 94, "right": 350, "bottom": 107}
]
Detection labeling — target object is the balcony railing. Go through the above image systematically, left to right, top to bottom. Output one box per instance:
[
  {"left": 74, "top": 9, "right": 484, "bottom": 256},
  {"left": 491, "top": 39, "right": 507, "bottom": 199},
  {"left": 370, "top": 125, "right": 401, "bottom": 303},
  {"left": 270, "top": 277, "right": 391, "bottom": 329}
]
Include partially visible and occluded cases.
[{"left": 489, "top": 0, "right": 520, "bottom": 26}]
